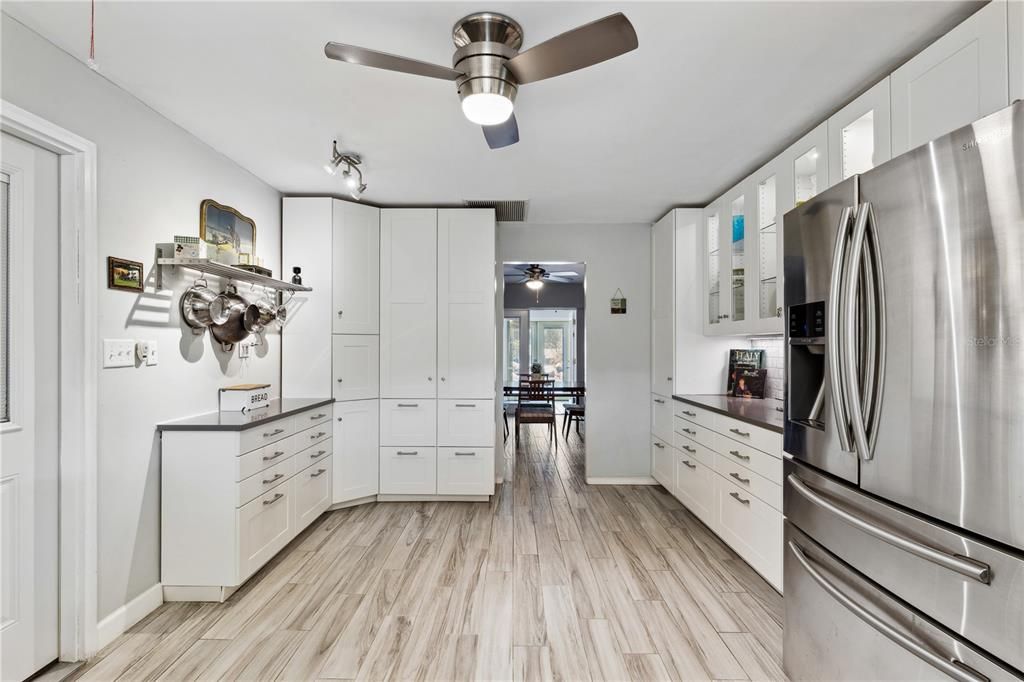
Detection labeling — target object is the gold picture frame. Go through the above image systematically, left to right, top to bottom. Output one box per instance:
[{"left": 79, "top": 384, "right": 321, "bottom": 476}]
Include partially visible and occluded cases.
[{"left": 199, "top": 199, "right": 256, "bottom": 265}]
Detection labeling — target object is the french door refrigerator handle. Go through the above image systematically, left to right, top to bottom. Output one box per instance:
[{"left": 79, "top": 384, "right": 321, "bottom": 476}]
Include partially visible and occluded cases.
[
  {"left": 863, "top": 202, "right": 886, "bottom": 455},
  {"left": 842, "top": 203, "right": 871, "bottom": 461},
  {"left": 827, "top": 206, "right": 854, "bottom": 453},
  {"left": 787, "top": 474, "right": 992, "bottom": 584},
  {"left": 787, "top": 540, "right": 990, "bottom": 682}
]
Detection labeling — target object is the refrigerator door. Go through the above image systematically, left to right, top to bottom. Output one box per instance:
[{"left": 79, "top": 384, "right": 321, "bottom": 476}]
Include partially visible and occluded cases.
[
  {"left": 857, "top": 101, "right": 1024, "bottom": 550},
  {"left": 782, "top": 177, "right": 860, "bottom": 484},
  {"left": 785, "top": 459, "right": 1024, "bottom": 673},
  {"left": 784, "top": 524, "right": 1021, "bottom": 682}
]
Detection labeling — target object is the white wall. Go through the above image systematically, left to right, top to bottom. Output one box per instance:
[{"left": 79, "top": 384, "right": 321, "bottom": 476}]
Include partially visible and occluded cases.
[
  {"left": 2, "top": 15, "right": 283, "bottom": 620},
  {"left": 499, "top": 222, "right": 651, "bottom": 480}
]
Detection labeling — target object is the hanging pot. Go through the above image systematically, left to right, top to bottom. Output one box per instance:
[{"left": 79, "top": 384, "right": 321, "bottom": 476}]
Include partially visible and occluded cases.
[
  {"left": 180, "top": 282, "right": 227, "bottom": 332},
  {"left": 210, "top": 289, "right": 259, "bottom": 346},
  {"left": 250, "top": 299, "right": 287, "bottom": 334}
]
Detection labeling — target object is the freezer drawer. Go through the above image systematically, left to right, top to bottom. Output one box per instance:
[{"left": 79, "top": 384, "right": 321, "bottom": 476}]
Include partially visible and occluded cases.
[
  {"left": 786, "top": 459, "right": 1024, "bottom": 674},
  {"left": 784, "top": 524, "right": 1021, "bottom": 682}
]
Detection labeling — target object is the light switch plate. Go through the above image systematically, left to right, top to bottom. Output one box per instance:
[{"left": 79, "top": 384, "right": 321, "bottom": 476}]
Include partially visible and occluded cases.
[{"left": 103, "top": 339, "right": 135, "bottom": 368}]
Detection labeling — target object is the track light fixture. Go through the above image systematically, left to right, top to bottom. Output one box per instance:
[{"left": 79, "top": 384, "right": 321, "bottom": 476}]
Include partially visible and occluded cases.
[{"left": 324, "top": 140, "right": 368, "bottom": 200}]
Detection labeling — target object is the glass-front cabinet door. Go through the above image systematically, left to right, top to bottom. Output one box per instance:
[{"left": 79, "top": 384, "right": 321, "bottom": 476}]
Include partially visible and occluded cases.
[
  {"left": 827, "top": 78, "right": 892, "bottom": 186},
  {"left": 756, "top": 169, "right": 780, "bottom": 327},
  {"left": 728, "top": 192, "right": 747, "bottom": 326},
  {"left": 703, "top": 202, "right": 725, "bottom": 333}
]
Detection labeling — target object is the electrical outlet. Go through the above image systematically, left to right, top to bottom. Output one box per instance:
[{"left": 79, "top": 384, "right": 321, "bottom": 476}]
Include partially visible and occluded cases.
[
  {"left": 103, "top": 339, "right": 135, "bottom": 368},
  {"left": 238, "top": 341, "right": 252, "bottom": 359}
]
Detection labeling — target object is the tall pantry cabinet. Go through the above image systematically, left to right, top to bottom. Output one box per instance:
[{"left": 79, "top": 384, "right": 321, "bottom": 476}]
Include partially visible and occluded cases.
[{"left": 282, "top": 198, "right": 381, "bottom": 506}]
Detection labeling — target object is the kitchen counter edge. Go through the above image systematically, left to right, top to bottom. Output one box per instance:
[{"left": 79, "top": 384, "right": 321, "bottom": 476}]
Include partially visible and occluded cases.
[
  {"left": 672, "top": 394, "right": 784, "bottom": 434},
  {"left": 157, "top": 397, "right": 333, "bottom": 432}
]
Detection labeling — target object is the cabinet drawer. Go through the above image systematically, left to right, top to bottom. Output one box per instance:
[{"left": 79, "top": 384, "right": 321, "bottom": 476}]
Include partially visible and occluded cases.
[
  {"left": 652, "top": 395, "right": 673, "bottom": 443},
  {"left": 380, "top": 400, "right": 437, "bottom": 446},
  {"left": 437, "top": 400, "right": 494, "bottom": 446},
  {"left": 673, "top": 402, "right": 715, "bottom": 430},
  {"left": 294, "top": 405, "right": 332, "bottom": 430},
  {"left": 713, "top": 414, "right": 782, "bottom": 457},
  {"left": 673, "top": 416, "right": 716, "bottom": 451},
  {"left": 239, "top": 417, "right": 295, "bottom": 455},
  {"left": 295, "top": 423, "right": 331, "bottom": 450},
  {"left": 672, "top": 432, "right": 716, "bottom": 469},
  {"left": 714, "top": 433, "right": 783, "bottom": 485},
  {"left": 237, "top": 437, "right": 297, "bottom": 481},
  {"left": 652, "top": 437, "right": 675, "bottom": 492},
  {"left": 297, "top": 438, "right": 332, "bottom": 468},
  {"left": 379, "top": 447, "right": 436, "bottom": 495},
  {"left": 437, "top": 447, "right": 494, "bottom": 496},
  {"left": 714, "top": 452, "right": 782, "bottom": 511},
  {"left": 675, "top": 453, "right": 716, "bottom": 531},
  {"left": 237, "top": 455, "right": 295, "bottom": 507},
  {"left": 293, "top": 457, "right": 332, "bottom": 529},
  {"left": 716, "top": 475, "right": 783, "bottom": 590},
  {"left": 237, "top": 479, "right": 295, "bottom": 582}
]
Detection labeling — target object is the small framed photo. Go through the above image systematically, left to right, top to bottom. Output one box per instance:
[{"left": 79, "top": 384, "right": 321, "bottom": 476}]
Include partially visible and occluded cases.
[{"left": 107, "top": 256, "right": 144, "bottom": 292}]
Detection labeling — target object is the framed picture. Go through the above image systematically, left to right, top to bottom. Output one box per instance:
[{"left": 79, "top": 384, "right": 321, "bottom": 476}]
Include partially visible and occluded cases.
[
  {"left": 199, "top": 199, "right": 256, "bottom": 265},
  {"left": 107, "top": 256, "right": 144, "bottom": 292}
]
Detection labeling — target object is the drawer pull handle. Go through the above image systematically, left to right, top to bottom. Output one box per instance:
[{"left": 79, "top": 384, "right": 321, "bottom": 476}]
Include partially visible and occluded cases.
[
  {"left": 654, "top": 398, "right": 666, "bottom": 404},
  {"left": 397, "top": 403, "right": 419, "bottom": 408},
  {"left": 455, "top": 404, "right": 476, "bottom": 408},
  {"left": 682, "top": 410, "right": 696, "bottom": 417},
  {"left": 311, "top": 413, "right": 327, "bottom": 419},
  {"left": 263, "top": 428, "right": 285, "bottom": 438},
  {"left": 682, "top": 428, "right": 696, "bottom": 436},
  {"left": 730, "top": 428, "right": 751, "bottom": 438},
  {"left": 311, "top": 431, "right": 326, "bottom": 439},
  {"left": 653, "top": 442, "right": 665, "bottom": 449},
  {"left": 681, "top": 445, "right": 696, "bottom": 453},
  {"left": 311, "top": 450, "right": 327, "bottom": 459},
  {"left": 729, "top": 450, "right": 750, "bottom": 461},
  {"left": 262, "top": 451, "right": 285, "bottom": 462},
  {"left": 397, "top": 451, "right": 418, "bottom": 456},
  {"left": 454, "top": 452, "right": 476, "bottom": 456},
  {"left": 680, "top": 460, "right": 696, "bottom": 469},
  {"left": 311, "top": 468, "right": 327, "bottom": 478},
  {"left": 729, "top": 472, "right": 751, "bottom": 485},
  {"left": 263, "top": 473, "right": 285, "bottom": 485},
  {"left": 729, "top": 491, "right": 751, "bottom": 505},
  {"left": 263, "top": 492, "right": 284, "bottom": 506}
]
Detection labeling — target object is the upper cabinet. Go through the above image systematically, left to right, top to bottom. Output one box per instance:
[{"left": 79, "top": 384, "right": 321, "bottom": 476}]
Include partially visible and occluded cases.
[
  {"left": 891, "top": 0, "right": 1009, "bottom": 156},
  {"left": 1011, "top": 0, "right": 1024, "bottom": 102},
  {"left": 828, "top": 79, "right": 892, "bottom": 186},
  {"left": 703, "top": 180, "right": 759, "bottom": 336},
  {"left": 332, "top": 201, "right": 380, "bottom": 334},
  {"left": 703, "top": 201, "right": 724, "bottom": 334}
]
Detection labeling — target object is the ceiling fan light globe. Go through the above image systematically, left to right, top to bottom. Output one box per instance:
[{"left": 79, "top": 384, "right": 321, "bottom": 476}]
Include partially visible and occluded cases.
[
  {"left": 461, "top": 93, "right": 514, "bottom": 126},
  {"left": 525, "top": 279, "right": 543, "bottom": 290}
]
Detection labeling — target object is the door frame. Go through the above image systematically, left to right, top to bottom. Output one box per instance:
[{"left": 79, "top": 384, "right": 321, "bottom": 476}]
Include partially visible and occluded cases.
[{"left": 2, "top": 100, "right": 99, "bottom": 661}]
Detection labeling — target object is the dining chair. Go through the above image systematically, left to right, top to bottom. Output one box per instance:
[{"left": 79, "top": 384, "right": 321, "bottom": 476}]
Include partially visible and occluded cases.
[
  {"left": 515, "top": 378, "right": 557, "bottom": 448},
  {"left": 561, "top": 401, "right": 585, "bottom": 439}
]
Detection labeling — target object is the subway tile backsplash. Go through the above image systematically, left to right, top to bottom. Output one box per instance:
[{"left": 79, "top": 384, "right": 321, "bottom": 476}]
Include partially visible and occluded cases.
[{"left": 750, "top": 337, "right": 784, "bottom": 401}]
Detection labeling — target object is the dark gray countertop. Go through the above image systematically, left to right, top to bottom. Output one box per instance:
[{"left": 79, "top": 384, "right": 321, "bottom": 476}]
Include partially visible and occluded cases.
[
  {"left": 672, "top": 394, "right": 784, "bottom": 434},
  {"left": 157, "top": 398, "right": 333, "bottom": 432}
]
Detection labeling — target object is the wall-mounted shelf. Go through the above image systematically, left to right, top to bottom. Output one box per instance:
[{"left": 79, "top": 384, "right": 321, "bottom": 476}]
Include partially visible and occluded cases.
[{"left": 156, "top": 257, "right": 312, "bottom": 292}]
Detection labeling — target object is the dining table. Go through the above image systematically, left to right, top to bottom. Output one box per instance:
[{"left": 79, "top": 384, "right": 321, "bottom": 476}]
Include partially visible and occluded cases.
[{"left": 502, "top": 384, "right": 586, "bottom": 399}]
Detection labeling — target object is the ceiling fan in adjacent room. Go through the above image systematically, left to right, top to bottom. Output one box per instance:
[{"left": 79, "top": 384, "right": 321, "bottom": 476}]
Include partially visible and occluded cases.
[
  {"left": 323, "top": 12, "right": 638, "bottom": 149},
  {"left": 510, "top": 264, "right": 577, "bottom": 290}
]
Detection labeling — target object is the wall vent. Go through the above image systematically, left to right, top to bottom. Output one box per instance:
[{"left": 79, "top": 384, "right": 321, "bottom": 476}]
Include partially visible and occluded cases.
[{"left": 463, "top": 199, "right": 529, "bottom": 222}]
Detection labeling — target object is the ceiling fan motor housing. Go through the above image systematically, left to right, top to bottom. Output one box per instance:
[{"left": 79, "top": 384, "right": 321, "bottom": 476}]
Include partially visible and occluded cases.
[{"left": 451, "top": 13, "right": 523, "bottom": 109}]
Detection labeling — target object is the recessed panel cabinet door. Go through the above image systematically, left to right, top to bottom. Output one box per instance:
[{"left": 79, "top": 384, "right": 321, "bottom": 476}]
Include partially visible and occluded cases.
[
  {"left": 332, "top": 200, "right": 380, "bottom": 334},
  {"left": 380, "top": 208, "right": 437, "bottom": 398},
  {"left": 437, "top": 209, "right": 496, "bottom": 399},
  {"left": 651, "top": 212, "right": 674, "bottom": 395},
  {"left": 332, "top": 334, "right": 379, "bottom": 401},
  {"left": 333, "top": 399, "right": 379, "bottom": 503}
]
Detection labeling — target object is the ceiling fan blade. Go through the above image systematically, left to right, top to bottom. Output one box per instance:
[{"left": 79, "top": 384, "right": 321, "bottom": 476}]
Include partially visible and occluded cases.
[
  {"left": 504, "top": 13, "right": 638, "bottom": 85},
  {"left": 324, "top": 42, "right": 463, "bottom": 81},
  {"left": 483, "top": 114, "right": 520, "bottom": 149},
  {"left": 548, "top": 271, "right": 578, "bottom": 277},
  {"left": 547, "top": 276, "right": 573, "bottom": 283},
  {"left": 511, "top": 277, "right": 529, "bottom": 284}
]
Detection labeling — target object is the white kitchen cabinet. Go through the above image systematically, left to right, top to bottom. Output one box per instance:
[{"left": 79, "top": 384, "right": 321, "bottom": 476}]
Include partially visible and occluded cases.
[
  {"left": 1011, "top": 0, "right": 1024, "bottom": 103},
  {"left": 891, "top": 1, "right": 1009, "bottom": 156},
  {"left": 827, "top": 78, "right": 892, "bottom": 186},
  {"left": 750, "top": 156, "right": 784, "bottom": 333},
  {"left": 703, "top": 179, "right": 757, "bottom": 335},
  {"left": 332, "top": 200, "right": 380, "bottom": 334},
  {"left": 703, "top": 201, "right": 726, "bottom": 335},
  {"left": 380, "top": 209, "right": 438, "bottom": 398},
  {"left": 437, "top": 209, "right": 496, "bottom": 399},
  {"left": 651, "top": 212, "right": 674, "bottom": 396},
  {"left": 332, "top": 335, "right": 379, "bottom": 402},
  {"left": 652, "top": 394, "right": 673, "bottom": 444},
  {"left": 333, "top": 399, "right": 379, "bottom": 504},
  {"left": 380, "top": 399, "right": 437, "bottom": 446},
  {"left": 437, "top": 399, "right": 494, "bottom": 447},
  {"left": 652, "top": 437, "right": 674, "bottom": 492},
  {"left": 379, "top": 447, "right": 437, "bottom": 495},
  {"left": 436, "top": 447, "right": 494, "bottom": 496},
  {"left": 675, "top": 452, "right": 716, "bottom": 531},
  {"left": 293, "top": 457, "right": 333, "bottom": 529},
  {"left": 715, "top": 475, "right": 783, "bottom": 589}
]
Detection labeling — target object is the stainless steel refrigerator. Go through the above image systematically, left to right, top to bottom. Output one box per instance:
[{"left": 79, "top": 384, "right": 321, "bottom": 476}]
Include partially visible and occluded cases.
[{"left": 783, "top": 100, "right": 1024, "bottom": 681}]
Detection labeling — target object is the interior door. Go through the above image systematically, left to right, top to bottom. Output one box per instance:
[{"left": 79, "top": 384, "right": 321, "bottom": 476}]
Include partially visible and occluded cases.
[{"left": 0, "top": 133, "right": 60, "bottom": 681}]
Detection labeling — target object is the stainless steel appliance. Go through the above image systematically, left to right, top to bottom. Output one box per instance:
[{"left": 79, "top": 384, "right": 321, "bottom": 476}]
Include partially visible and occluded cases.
[{"left": 783, "top": 101, "right": 1024, "bottom": 681}]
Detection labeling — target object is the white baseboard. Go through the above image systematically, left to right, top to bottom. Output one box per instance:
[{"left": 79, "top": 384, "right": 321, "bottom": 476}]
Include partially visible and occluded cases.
[
  {"left": 586, "top": 476, "right": 659, "bottom": 485},
  {"left": 95, "top": 582, "right": 163, "bottom": 650}
]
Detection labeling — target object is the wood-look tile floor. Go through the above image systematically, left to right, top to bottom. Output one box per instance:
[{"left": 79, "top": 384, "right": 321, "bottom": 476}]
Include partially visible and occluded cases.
[{"left": 72, "top": 425, "right": 785, "bottom": 681}]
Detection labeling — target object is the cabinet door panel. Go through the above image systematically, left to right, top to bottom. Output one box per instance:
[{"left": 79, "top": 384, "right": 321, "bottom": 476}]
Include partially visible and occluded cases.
[
  {"left": 332, "top": 201, "right": 380, "bottom": 334},
  {"left": 380, "top": 209, "right": 437, "bottom": 398},
  {"left": 437, "top": 209, "right": 495, "bottom": 399},
  {"left": 652, "top": 316, "right": 674, "bottom": 397},
  {"left": 332, "top": 335, "right": 379, "bottom": 401},
  {"left": 379, "top": 399, "right": 436, "bottom": 446},
  {"left": 333, "top": 400, "right": 379, "bottom": 503},
  {"left": 437, "top": 400, "right": 494, "bottom": 446},
  {"left": 652, "top": 438, "right": 674, "bottom": 492},
  {"left": 379, "top": 447, "right": 436, "bottom": 495},
  {"left": 437, "top": 447, "right": 494, "bottom": 495},
  {"left": 294, "top": 458, "right": 332, "bottom": 528}
]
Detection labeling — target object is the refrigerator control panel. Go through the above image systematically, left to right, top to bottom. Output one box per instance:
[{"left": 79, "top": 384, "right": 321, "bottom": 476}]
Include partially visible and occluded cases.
[{"left": 789, "top": 301, "right": 825, "bottom": 341}]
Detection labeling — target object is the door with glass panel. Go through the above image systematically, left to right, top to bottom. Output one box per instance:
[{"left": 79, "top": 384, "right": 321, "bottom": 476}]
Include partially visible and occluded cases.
[
  {"left": 827, "top": 78, "right": 892, "bottom": 186},
  {"left": 703, "top": 201, "right": 726, "bottom": 334},
  {"left": 528, "top": 310, "right": 575, "bottom": 385},
  {"left": 502, "top": 313, "right": 525, "bottom": 385}
]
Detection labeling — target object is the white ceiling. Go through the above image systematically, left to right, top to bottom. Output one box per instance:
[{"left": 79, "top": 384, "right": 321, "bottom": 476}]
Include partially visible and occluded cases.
[{"left": 4, "top": 1, "right": 980, "bottom": 223}]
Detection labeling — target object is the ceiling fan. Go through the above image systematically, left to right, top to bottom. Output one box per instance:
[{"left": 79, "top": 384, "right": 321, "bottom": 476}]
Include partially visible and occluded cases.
[
  {"left": 324, "top": 12, "right": 638, "bottom": 149},
  {"left": 510, "top": 264, "right": 577, "bottom": 289}
]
